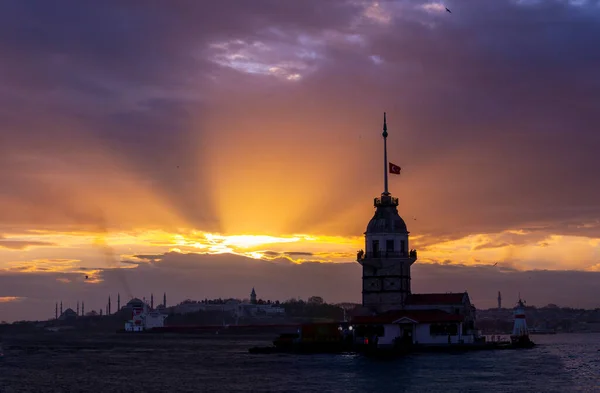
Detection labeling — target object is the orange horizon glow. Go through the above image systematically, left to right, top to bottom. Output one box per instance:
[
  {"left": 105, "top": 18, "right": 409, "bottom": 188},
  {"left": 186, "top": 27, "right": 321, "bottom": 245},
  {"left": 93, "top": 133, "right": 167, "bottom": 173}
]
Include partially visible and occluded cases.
[
  {"left": 1, "top": 77, "right": 599, "bottom": 280},
  {"left": 2, "top": 224, "right": 600, "bottom": 283}
]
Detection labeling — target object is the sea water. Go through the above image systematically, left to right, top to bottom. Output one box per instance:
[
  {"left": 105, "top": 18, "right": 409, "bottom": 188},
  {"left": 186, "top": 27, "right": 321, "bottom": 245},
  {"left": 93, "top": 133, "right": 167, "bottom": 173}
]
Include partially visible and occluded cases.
[{"left": 0, "top": 333, "right": 597, "bottom": 392}]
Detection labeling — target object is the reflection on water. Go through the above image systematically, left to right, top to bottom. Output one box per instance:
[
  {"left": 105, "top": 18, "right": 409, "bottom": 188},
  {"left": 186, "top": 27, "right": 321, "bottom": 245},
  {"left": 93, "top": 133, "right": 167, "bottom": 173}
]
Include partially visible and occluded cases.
[{"left": 0, "top": 333, "right": 598, "bottom": 392}]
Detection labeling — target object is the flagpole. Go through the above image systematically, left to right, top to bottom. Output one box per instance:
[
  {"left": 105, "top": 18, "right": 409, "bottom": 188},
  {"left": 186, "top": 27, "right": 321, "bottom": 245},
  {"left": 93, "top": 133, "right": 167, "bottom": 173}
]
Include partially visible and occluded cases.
[{"left": 382, "top": 112, "right": 389, "bottom": 196}]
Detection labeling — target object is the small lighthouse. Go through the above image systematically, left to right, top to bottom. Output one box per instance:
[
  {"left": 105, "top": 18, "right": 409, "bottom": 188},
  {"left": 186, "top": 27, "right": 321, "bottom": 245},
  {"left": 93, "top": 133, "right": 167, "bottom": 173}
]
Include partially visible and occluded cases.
[
  {"left": 356, "top": 113, "right": 417, "bottom": 313},
  {"left": 510, "top": 298, "right": 534, "bottom": 348}
]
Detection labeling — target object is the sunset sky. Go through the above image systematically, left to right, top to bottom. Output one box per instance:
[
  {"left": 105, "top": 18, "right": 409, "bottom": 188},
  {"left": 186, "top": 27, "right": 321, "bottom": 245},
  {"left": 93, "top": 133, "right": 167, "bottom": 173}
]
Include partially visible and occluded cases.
[{"left": 1, "top": 0, "right": 600, "bottom": 322}]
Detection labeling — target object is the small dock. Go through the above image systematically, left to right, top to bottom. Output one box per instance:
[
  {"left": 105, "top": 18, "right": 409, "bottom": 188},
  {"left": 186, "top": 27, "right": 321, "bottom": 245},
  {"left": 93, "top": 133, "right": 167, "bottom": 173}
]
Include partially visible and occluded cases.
[{"left": 249, "top": 340, "right": 534, "bottom": 356}]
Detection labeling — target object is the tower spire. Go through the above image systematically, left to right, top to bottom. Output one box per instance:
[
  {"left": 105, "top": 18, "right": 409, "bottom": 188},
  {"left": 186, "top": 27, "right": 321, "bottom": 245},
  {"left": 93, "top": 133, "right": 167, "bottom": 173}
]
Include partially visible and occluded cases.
[{"left": 382, "top": 112, "right": 389, "bottom": 196}]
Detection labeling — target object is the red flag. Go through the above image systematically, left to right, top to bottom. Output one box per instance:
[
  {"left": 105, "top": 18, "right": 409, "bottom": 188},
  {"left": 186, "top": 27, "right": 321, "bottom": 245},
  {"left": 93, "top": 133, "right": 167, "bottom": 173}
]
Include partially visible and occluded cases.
[{"left": 389, "top": 162, "right": 401, "bottom": 175}]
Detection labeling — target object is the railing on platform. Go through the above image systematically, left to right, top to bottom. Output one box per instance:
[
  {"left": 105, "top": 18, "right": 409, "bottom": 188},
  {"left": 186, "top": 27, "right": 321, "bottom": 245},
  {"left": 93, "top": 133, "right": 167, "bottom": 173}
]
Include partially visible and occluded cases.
[
  {"left": 374, "top": 196, "right": 399, "bottom": 207},
  {"left": 356, "top": 249, "right": 417, "bottom": 261}
]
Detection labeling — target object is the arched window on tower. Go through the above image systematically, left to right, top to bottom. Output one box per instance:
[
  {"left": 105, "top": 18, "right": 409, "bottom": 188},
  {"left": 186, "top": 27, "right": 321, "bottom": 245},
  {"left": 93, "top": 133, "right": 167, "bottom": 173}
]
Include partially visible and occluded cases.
[
  {"left": 386, "top": 240, "right": 394, "bottom": 255},
  {"left": 400, "top": 240, "right": 405, "bottom": 255}
]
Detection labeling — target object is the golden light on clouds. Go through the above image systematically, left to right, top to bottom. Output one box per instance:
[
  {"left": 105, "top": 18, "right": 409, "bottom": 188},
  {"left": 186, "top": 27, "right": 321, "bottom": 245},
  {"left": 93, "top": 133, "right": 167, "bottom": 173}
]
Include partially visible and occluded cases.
[
  {"left": 2, "top": 121, "right": 600, "bottom": 279},
  {"left": 2, "top": 224, "right": 600, "bottom": 278},
  {"left": 166, "top": 232, "right": 362, "bottom": 262},
  {"left": 2, "top": 258, "right": 82, "bottom": 273},
  {"left": 0, "top": 296, "right": 25, "bottom": 303}
]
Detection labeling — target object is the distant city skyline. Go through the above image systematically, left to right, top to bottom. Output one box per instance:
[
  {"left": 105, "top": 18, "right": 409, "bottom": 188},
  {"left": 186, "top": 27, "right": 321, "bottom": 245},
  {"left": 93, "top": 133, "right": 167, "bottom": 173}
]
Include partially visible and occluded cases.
[
  {"left": 1, "top": 0, "right": 600, "bottom": 321},
  {"left": 2, "top": 252, "right": 599, "bottom": 322}
]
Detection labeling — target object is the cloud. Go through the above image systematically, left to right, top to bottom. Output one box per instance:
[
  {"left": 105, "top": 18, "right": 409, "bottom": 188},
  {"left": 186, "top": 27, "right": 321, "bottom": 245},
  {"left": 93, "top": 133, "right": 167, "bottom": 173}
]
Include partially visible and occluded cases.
[
  {"left": 0, "top": 0, "right": 600, "bottom": 320},
  {"left": 1, "top": 0, "right": 599, "bottom": 237},
  {"left": 0, "top": 238, "right": 56, "bottom": 250},
  {"left": 1, "top": 252, "right": 599, "bottom": 322},
  {"left": 0, "top": 296, "right": 25, "bottom": 303}
]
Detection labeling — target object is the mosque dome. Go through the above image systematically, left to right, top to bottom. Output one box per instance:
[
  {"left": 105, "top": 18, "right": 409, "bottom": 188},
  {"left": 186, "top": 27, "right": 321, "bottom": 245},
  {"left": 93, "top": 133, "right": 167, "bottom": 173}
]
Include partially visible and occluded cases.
[
  {"left": 365, "top": 195, "right": 408, "bottom": 234},
  {"left": 126, "top": 298, "right": 144, "bottom": 308}
]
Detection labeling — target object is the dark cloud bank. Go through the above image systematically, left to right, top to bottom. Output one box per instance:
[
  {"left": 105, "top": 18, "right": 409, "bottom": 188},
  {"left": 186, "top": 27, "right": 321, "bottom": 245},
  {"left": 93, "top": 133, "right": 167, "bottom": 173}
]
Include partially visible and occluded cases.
[
  {"left": 0, "top": 0, "right": 599, "bottom": 238},
  {"left": 1, "top": 0, "right": 600, "bottom": 320},
  {"left": 1, "top": 252, "right": 599, "bottom": 322}
]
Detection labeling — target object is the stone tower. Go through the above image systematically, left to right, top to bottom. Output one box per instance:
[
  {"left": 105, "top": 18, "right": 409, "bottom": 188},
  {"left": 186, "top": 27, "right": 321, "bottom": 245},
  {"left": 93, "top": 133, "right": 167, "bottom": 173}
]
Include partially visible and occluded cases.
[
  {"left": 357, "top": 113, "right": 417, "bottom": 313},
  {"left": 250, "top": 288, "right": 257, "bottom": 304}
]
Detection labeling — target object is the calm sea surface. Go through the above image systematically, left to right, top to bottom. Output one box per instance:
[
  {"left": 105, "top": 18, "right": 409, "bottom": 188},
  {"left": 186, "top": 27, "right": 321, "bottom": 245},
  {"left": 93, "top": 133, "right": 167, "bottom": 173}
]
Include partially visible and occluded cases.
[{"left": 0, "top": 332, "right": 598, "bottom": 392}]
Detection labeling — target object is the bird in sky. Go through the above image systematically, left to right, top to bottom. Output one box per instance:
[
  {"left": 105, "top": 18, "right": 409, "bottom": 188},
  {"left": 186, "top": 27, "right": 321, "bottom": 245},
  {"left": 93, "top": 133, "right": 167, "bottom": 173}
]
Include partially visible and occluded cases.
[
  {"left": 446, "top": 7, "right": 452, "bottom": 13},
  {"left": 492, "top": 262, "right": 498, "bottom": 267},
  {"left": 85, "top": 275, "right": 89, "bottom": 279}
]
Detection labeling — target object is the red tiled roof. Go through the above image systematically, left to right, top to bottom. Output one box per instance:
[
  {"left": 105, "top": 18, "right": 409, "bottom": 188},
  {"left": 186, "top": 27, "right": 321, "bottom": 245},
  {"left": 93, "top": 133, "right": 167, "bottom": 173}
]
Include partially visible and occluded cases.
[
  {"left": 405, "top": 293, "right": 467, "bottom": 306},
  {"left": 352, "top": 309, "right": 464, "bottom": 324}
]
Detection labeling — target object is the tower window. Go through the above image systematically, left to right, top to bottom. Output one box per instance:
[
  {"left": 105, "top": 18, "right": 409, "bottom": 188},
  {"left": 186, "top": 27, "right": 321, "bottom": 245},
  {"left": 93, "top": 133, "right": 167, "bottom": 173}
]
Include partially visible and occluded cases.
[
  {"left": 372, "top": 240, "right": 379, "bottom": 257},
  {"left": 386, "top": 240, "right": 394, "bottom": 252},
  {"left": 400, "top": 240, "right": 405, "bottom": 255}
]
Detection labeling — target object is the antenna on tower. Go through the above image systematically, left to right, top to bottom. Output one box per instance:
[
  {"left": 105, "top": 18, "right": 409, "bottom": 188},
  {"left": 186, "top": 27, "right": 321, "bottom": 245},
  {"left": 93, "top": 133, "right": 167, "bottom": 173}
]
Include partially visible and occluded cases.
[{"left": 382, "top": 112, "right": 389, "bottom": 196}]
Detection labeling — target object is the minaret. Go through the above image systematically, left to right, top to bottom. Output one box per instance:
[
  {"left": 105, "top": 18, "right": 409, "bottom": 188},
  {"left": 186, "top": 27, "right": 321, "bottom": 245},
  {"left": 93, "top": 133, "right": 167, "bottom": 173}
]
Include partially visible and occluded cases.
[
  {"left": 356, "top": 113, "right": 417, "bottom": 313},
  {"left": 250, "top": 288, "right": 257, "bottom": 304},
  {"left": 498, "top": 291, "right": 502, "bottom": 310},
  {"left": 163, "top": 292, "right": 166, "bottom": 307},
  {"left": 117, "top": 293, "right": 121, "bottom": 311},
  {"left": 151, "top": 293, "right": 154, "bottom": 309},
  {"left": 108, "top": 296, "right": 111, "bottom": 315},
  {"left": 60, "top": 301, "right": 63, "bottom": 315},
  {"left": 77, "top": 301, "right": 79, "bottom": 316},
  {"left": 82, "top": 301, "right": 85, "bottom": 316},
  {"left": 55, "top": 302, "right": 58, "bottom": 319}
]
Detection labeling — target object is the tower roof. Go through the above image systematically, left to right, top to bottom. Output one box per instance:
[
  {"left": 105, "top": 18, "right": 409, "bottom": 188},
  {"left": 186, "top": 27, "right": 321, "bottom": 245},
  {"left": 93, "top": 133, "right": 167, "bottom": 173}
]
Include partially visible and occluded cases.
[{"left": 366, "top": 196, "right": 408, "bottom": 234}]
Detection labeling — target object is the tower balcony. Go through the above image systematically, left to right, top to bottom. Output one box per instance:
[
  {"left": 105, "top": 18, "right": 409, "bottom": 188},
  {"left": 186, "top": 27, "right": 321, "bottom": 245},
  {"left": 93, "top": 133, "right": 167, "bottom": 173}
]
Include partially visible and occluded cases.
[
  {"left": 374, "top": 196, "right": 399, "bottom": 207},
  {"left": 356, "top": 249, "right": 417, "bottom": 267}
]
